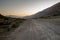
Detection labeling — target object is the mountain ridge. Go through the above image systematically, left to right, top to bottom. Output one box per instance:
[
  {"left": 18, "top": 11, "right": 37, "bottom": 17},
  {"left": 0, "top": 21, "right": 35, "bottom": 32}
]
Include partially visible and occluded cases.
[
  {"left": 24, "top": 2, "right": 60, "bottom": 19},
  {"left": 32, "top": 2, "right": 60, "bottom": 19}
]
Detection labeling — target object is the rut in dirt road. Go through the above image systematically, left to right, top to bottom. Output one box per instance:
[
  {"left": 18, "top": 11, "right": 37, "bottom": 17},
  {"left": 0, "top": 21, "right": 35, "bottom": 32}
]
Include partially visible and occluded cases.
[{"left": 6, "top": 19, "right": 60, "bottom": 40}]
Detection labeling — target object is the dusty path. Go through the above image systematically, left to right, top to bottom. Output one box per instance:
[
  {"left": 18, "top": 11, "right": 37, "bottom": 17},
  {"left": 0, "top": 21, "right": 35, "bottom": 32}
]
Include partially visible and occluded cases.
[{"left": 6, "top": 19, "right": 60, "bottom": 40}]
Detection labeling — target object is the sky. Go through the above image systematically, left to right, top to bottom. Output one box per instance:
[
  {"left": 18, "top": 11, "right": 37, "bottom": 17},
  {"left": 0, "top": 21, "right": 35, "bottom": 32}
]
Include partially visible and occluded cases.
[{"left": 0, "top": 0, "right": 60, "bottom": 16}]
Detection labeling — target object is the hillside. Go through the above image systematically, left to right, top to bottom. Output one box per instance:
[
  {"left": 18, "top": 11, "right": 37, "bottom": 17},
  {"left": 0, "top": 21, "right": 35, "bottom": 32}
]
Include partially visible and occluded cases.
[{"left": 24, "top": 2, "right": 60, "bottom": 19}]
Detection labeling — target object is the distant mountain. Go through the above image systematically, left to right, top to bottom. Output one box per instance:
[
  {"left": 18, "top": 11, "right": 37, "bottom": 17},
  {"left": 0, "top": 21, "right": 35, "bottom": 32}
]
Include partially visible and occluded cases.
[
  {"left": 24, "top": 2, "right": 60, "bottom": 19},
  {"left": 7, "top": 15, "right": 24, "bottom": 18}
]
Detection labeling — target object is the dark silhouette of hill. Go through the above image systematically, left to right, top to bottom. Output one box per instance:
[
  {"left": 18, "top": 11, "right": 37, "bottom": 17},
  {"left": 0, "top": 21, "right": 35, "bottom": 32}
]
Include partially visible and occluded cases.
[
  {"left": 24, "top": 2, "right": 60, "bottom": 19},
  {"left": 0, "top": 14, "right": 6, "bottom": 18},
  {"left": 0, "top": 14, "right": 3, "bottom": 16}
]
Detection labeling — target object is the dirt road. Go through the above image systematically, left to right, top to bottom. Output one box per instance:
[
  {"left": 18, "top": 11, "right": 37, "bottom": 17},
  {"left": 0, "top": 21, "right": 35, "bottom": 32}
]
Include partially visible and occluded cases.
[{"left": 6, "top": 19, "right": 60, "bottom": 40}]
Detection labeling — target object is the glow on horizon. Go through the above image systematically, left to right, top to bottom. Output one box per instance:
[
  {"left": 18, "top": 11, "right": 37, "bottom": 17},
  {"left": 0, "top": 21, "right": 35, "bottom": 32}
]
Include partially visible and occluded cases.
[
  {"left": 0, "top": 0, "right": 60, "bottom": 17},
  {"left": 0, "top": 9, "right": 33, "bottom": 16}
]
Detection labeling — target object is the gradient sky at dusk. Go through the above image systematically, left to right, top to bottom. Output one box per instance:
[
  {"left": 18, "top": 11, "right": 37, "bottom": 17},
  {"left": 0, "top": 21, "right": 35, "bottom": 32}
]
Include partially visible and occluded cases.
[{"left": 0, "top": 0, "right": 60, "bottom": 16}]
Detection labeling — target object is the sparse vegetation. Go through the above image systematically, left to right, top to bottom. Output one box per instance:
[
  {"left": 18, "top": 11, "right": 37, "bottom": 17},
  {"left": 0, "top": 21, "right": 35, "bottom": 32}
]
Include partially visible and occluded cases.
[
  {"left": 39, "top": 11, "right": 60, "bottom": 19},
  {"left": 0, "top": 14, "right": 26, "bottom": 40},
  {"left": 0, "top": 14, "right": 25, "bottom": 32},
  {"left": 39, "top": 16, "right": 60, "bottom": 19},
  {"left": 0, "top": 18, "right": 25, "bottom": 32}
]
